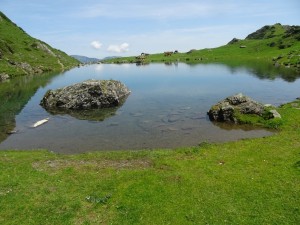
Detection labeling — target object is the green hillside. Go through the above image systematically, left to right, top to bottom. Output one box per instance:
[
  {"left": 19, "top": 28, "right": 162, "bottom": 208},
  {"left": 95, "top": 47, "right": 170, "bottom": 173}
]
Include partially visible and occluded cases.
[
  {"left": 0, "top": 12, "right": 79, "bottom": 79},
  {"left": 102, "top": 23, "right": 300, "bottom": 72}
]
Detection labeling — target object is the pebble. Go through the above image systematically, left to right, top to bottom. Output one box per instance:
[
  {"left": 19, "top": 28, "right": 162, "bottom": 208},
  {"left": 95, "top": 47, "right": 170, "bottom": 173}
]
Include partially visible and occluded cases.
[
  {"left": 130, "top": 112, "right": 143, "bottom": 117},
  {"left": 189, "top": 115, "right": 206, "bottom": 120},
  {"left": 168, "top": 116, "right": 181, "bottom": 123},
  {"left": 108, "top": 122, "right": 119, "bottom": 127},
  {"left": 6, "top": 130, "right": 18, "bottom": 134}
]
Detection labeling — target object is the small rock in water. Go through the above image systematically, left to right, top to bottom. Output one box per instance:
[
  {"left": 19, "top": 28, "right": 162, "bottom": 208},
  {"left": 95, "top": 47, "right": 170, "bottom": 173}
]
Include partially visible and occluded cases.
[
  {"left": 179, "top": 106, "right": 191, "bottom": 110},
  {"left": 130, "top": 112, "right": 143, "bottom": 117},
  {"left": 189, "top": 114, "right": 206, "bottom": 120},
  {"left": 167, "top": 115, "right": 181, "bottom": 123},
  {"left": 32, "top": 118, "right": 49, "bottom": 128},
  {"left": 108, "top": 122, "right": 119, "bottom": 127},
  {"left": 160, "top": 127, "right": 178, "bottom": 133},
  {"left": 181, "top": 127, "right": 193, "bottom": 131},
  {"left": 6, "top": 130, "right": 18, "bottom": 134}
]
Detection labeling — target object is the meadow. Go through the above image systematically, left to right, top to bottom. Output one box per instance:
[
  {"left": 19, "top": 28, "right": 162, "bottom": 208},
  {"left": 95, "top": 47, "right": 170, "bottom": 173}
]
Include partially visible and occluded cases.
[{"left": 0, "top": 100, "right": 299, "bottom": 224}]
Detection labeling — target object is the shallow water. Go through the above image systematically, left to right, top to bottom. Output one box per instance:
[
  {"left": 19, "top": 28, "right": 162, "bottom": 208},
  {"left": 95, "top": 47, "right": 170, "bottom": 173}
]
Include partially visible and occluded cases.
[{"left": 0, "top": 63, "right": 299, "bottom": 153}]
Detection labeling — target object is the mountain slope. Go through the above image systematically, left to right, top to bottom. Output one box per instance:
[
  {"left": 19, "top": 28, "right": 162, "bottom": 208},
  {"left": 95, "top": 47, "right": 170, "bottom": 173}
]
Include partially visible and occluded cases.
[
  {"left": 0, "top": 12, "right": 79, "bottom": 79},
  {"left": 102, "top": 23, "right": 300, "bottom": 72},
  {"left": 71, "top": 55, "right": 100, "bottom": 64}
]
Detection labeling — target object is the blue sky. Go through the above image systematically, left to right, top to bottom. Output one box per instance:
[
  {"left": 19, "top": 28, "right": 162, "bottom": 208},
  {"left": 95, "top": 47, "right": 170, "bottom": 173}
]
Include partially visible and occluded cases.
[{"left": 1, "top": 0, "right": 299, "bottom": 58}]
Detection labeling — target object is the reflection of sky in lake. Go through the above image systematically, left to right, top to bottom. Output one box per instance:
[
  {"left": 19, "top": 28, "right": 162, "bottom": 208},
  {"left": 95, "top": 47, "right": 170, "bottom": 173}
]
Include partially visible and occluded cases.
[{"left": 0, "top": 63, "right": 299, "bottom": 153}]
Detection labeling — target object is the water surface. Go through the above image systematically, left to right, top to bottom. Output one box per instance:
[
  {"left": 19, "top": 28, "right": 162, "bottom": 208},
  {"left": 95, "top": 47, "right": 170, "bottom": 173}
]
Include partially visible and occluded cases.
[{"left": 0, "top": 63, "right": 299, "bottom": 153}]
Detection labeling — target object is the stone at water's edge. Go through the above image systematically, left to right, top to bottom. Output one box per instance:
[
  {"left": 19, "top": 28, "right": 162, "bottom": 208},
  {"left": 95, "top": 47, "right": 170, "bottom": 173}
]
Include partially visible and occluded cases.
[
  {"left": 0, "top": 73, "right": 10, "bottom": 82},
  {"left": 40, "top": 79, "right": 131, "bottom": 110},
  {"left": 207, "top": 93, "right": 281, "bottom": 123}
]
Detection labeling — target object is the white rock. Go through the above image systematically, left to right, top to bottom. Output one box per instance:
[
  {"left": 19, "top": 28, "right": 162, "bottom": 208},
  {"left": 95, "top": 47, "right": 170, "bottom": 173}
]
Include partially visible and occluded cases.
[
  {"left": 269, "top": 110, "right": 281, "bottom": 119},
  {"left": 32, "top": 118, "right": 49, "bottom": 128}
]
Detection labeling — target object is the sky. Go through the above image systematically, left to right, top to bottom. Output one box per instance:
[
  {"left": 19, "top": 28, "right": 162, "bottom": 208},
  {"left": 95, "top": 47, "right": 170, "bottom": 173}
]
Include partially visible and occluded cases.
[{"left": 1, "top": 0, "right": 299, "bottom": 59}]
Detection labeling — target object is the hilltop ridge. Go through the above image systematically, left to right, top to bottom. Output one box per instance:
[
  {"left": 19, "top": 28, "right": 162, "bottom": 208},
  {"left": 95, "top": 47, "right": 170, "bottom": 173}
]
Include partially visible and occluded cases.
[
  {"left": 0, "top": 12, "right": 79, "bottom": 79},
  {"left": 245, "top": 23, "right": 300, "bottom": 40}
]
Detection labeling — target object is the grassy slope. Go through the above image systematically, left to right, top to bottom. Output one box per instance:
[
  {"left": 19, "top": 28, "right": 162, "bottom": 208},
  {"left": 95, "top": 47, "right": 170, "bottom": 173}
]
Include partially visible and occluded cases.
[
  {"left": 0, "top": 12, "right": 79, "bottom": 78},
  {"left": 103, "top": 24, "right": 300, "bottom": 72},
  {"left": 0, "top": 100, "right": 299, "bottom": 224}
]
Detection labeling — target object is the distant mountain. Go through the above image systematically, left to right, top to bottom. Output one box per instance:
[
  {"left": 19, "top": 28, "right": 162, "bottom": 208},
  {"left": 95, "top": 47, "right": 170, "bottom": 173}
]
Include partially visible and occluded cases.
[
  {"left": 0, "top": 11, "right": 79, "bottom": 79},
  {"left": 71, "top": 55, "right": 100, "bottom": 64},
  {"left": 101, "top": 56, "right": 119, "bottom": 61}
]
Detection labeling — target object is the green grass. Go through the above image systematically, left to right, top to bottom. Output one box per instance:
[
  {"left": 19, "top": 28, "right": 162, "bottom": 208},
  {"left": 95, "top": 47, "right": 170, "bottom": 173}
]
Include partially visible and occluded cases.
[
  {"left": 0, "top": 12, "right": 79, "bottom": 78},
  {"left": 102, "top": 24, "right": 300, "bottom": 73},
  {"left": 0, "top": 100, "right": 299, "bottom": 224},
  {"left": 233, "top": 108, "right": 284, "bottom": 129}
]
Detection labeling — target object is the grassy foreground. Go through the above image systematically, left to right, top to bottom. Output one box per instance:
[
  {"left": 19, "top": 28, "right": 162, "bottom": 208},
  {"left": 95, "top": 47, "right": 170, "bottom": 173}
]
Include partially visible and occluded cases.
[{"left": 0, "top": 100, "right": 299, "bottom": 224}]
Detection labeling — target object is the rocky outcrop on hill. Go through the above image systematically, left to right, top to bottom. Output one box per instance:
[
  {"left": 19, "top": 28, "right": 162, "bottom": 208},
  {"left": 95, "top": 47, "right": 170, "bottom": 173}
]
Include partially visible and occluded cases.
[
  {"left": 246, "top": 23, "right": 300, "bottom": 40},
  {"left": 227, "top": 38, "right": 241, "bottom": 45},
  {"left": 0, "top": 73, "right": 9, "bottom": 82},
  {"left": 40, "top": 80, "right": 131, "bottom": 110},
  {"left": 207, "top": 93, "right": 281, "bottom": 123}
]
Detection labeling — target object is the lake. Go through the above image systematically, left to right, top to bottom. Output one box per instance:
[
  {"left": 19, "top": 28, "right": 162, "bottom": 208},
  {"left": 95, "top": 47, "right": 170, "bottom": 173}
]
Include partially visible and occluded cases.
[{"left": 0, "top": 62, "right": 299, "bottom": 153}]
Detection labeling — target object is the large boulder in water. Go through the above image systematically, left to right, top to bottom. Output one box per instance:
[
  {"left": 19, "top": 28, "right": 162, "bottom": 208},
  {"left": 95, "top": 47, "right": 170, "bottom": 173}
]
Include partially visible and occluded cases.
[
  {"left": 40, "top": 79, "right": 131, "bottom": 110},
  {"left": 207, "top": 93, "right": 281, "bottom": 123}
]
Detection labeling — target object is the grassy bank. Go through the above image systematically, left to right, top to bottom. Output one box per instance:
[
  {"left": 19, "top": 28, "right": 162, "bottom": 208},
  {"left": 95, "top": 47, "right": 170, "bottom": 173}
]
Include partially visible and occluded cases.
[{"left": 0, "top": 100, "right": 299, "bottom": 224}]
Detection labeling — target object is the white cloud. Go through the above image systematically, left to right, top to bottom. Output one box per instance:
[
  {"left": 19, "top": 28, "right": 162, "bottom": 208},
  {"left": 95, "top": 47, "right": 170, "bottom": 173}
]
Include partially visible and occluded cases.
[
  {"left": 90, "top": 41, "right": 102, "bottom": 50},
  {"left": 107, "top": 43, "right": 129, "bottom": 53}
]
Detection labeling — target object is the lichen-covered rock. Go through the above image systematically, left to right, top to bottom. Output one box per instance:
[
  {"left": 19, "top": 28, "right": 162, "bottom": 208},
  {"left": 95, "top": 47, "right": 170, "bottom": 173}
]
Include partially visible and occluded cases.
[
  {"left": 0, "top": 73, "right": 10, "bottom": 82},
  {"left": 40, "top": 79, "right": 131, "bottom": 110},
  {"left": 207, "top": 93, "right": 280, "bottom": 123}
]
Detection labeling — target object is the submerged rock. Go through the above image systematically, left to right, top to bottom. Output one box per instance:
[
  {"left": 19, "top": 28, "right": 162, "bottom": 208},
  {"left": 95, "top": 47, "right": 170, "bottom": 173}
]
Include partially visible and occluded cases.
[
  {"left": 40, "top": 79, "right": 130, "bottom": 110},
  {"left": 207, "top": 93, "right": 281, "bottom": 123}
]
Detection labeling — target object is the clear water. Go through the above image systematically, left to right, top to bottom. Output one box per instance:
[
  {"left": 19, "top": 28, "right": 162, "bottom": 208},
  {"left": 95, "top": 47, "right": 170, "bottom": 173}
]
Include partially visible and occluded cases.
[{"left": 0, "top": 63, "right": 299, "bottom": 153}]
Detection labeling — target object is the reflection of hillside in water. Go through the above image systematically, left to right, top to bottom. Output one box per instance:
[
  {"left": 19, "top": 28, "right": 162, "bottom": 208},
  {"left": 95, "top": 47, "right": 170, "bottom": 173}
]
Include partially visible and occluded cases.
[
  {"left": 185, "top": 60, "right": 300, "bottom": 82},
  {"left": 0, "top": 61, "right": 298, "bottom": 146},
  {"left": 224, "top": 61, "right": 300, "bottom": 82},
  {"left": 0, "top": 72, "right": 59, "bottom": 143},
  {"left": 43, "top": 97, "right": 128, "bottom": 121}
]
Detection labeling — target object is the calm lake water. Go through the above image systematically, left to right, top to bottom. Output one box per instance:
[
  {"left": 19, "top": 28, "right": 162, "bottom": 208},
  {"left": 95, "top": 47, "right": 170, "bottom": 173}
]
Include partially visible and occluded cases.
[{"left": 0, "top": 63, "right": 299, "bottom": 153}]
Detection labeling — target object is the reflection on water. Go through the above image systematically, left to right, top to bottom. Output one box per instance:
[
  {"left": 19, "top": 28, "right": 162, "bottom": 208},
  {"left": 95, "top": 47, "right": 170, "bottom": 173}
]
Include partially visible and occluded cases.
[
  {"left": 216, "top": 60, "right": 300, "bottom": 82},
  {"left": 0, "top": 62, "right": 299, "bottom": 153},
  {"left": 0, "top": 72, "right": 59, "bottom": 142},
  {"left": 43, "top": 97, "right": 128, "bottom": 121},
  {"left": 211, "top": 121, "right": 274, "bottom": 132}
]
